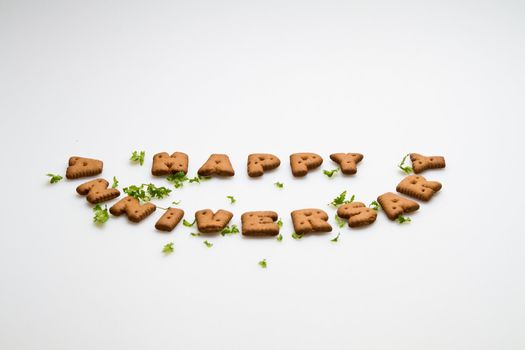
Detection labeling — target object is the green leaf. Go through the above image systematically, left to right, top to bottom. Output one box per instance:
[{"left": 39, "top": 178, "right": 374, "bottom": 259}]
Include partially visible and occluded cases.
[
  {"left": 130, "top": 150, "right": 145, "bottom": 166},
  {"left": 398, "top": 154, "right": 414, "bottom": 174},
  {"left": 323, "top": 168, "right": 339, "bottom": 178},
  {"left": 167, "top": 171, "right": 189, "bottom": 188},
  {"left": 46, "top": 173, "right": 63, "bottom": 184},
  {"left": 189, "top": 175, "right": 211, "bottom": 183},
  {"left": 111, "top": 176, "right": 119, "bottom": 189},
  {"left": 274, "top": 182, "right": 284, "bottom": 189},
  {"left": 123, "top": 183, "right": 171, "bottom": 201},
  {"left": 329, "top": 191, "right": 355, "bottom": 207},
  {"left": 227, "top": 195, "right": 236, "bottom": 204},
  {"left": 172, "top": 200, "right": 181, "bottom": 205},
  {"left": 369, "top": 200, "right": 380, "bottom": 211},
  {"left": 93, "top": 204, "right": 109, "bottom": 224},
  {"left": 334, "top": 214, "right": 346, "bottom": 228},
  {"left": 396, "top": 215, "right": 412, "bottom": 224},
  {"left": 277, "top": 218, "right": 283, "bottom": 228},
  {"left": 183, "top": 219, "right": 195, "bottom": 227},
  {"left": 220, "top": 224, "right": 239, "bottom": 236},
  {"left": 190, "top": 232, "right": 201, "bottom": 237},
  {"left": 291, "top": 232, "right": 303, "bottom": 240},
  {"left": 331, "top": 232, "right": 341, "bottom": 242},
  {"left": 276, "top": 234, "right": 283, "bottom": 242},
  {"left": 203, "top": 240, "right": 213, "bottom": 248},
  {"left": 162, "top": 242, "right": 174, "bottom": 255},
  {"left": 258, "top": 259, "right": 267, "bottom": 268}
]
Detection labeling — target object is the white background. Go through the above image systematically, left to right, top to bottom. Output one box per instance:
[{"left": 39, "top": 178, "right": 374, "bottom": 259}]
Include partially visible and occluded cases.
[{"left": 1, "top": 0, "right": 524, "bottom": 349}]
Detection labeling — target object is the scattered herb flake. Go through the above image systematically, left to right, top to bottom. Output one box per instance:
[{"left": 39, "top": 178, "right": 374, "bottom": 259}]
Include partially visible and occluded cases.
[
  {"left": 130, "top": 150, "right": 145, "bottom": 166},
  {"left": 398, "top": 154, "right": 413, "bottom": 174},
  {"left": 323, "top": 168, "right": 339, "bottom": 178},
  {"left": 46, "top": 173, "right": 63, "bottom": 184},
  {"left": 111, "top": 176, "right": 118, "bottom": 189},
  {"left": 274, "top": 182, "right": 284, "bottom": 189},
  {"left": 123, "top": 183, "right": 171, "bottom": 202},
  {"left": 329, "top": 191, "right": 355, "bottom": 207},
  {"left": 227, "top": 195, "right": 236, "bottom": 204},
  {"left": 172, "top": 200, "right": 181, "bottom": 205},
  {"left": 369, "top": 200, "right": 380, "bottom": 211},
  {"left": 93, "top": 204, "right": 109, "bottom": 224},
  {"left": 334, "top": 214, "right": 346, "bottom": 228},
  {"left": 396, "top": 215, "right": 412, "bottom": 224},
  {"left": 277, "top": 218, "right": 283, "bottom": 228},
  {"left": 183, "top": 219, "right": 195, "bottom": 227},
  {"left": 220, "top": 224, "right": 239, "bottom": 236},
  {"left": 190, "top": 232, "right": 201, "bottom": 237},
  {"left": 292, "top": 232, "right": 303, "bottom": 240},
  {"left": 331, "top": 232, "right": 341, "bottom": 242},
  {"left": 276, "top": 234, "right": 283, "bottom": 242},
  {"left": 203, "top": 240, "right": 213, "bottom": 248},
  {"left": 162, "top": 242, "right": 174, "bottom": 255},
  {"left": 258, "top": 259, "right": 267, "bottom": 268}
]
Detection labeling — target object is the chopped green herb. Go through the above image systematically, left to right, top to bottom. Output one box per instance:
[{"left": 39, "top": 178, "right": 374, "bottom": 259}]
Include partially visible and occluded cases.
[
  {"left": 130, "top": 150, "right": 145, "bottom": 166},
  {"left": 398, "top": 154, "right": 413, "bottom": 174},
  {"left": 323, "top": 168, "right": 339, "bottom": 178},
  {"left": 166, "top": 171, "right": 189, "bottom": 189},
  {"left": 46, "top": 173, "right": 63, "bottom": 184},
  {"left": 189, "top": 175, "right": 211, "bottom": 183},
  {"left": 111, "top": 176, "right": 118, "bottom": 189},
  {"left": 274, "top": 182, "right": 284, "bottom": 189},
  {"left": 123, "top": 183, "right": 171, "bottom": 202},
  {"left": 329, "top": 191, "right": 355, "bottom": 207},
  {"left": 227, "top": 195, "right": 236, "bottom": 204},
  {"left": 172, "top": 200, "right": 181, "bottom": 205},
  {"left": 369, "top": 200, "right": 380, "bottom": 211},
  {"left": 93, "top": 204, "right": 109, "bottom": 224},
  {"left": 334, "top": 214, "right": 346, "bottom": 228},
  {"left": 396, "top": 215, "right": 412, "bottom": 224},
  {"left": 277, "top": 218, "right": 283, "bottom": 228},
  {"left": 183, "top": 219, "right": 195, "bottom": 227},
  {"left": 220, "top": 224, "right": 239, "bottom": 236},
  {"left": 190, "top": 232, "right": 201, "bottom": 237},
  {"left": 291, "top": 232, "right": 303, "bottom": 240},
  {"left": 331, "top": 232, "right": 341, "bottom": 242},
  {"left": 276, "top": 234, "right": 283, "bottom": 242},
  {"left": 203, "top": 240, "right": 213, "bottom": 248},
  {"left": 162, "top": 242, "right": 174, "bottom": 255},
  {"left": 258, "top": 259, "right": 267, "bottom": 268}
]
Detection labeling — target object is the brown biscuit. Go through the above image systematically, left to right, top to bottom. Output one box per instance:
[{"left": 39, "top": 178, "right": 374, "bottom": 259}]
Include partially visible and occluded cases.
[
  {"left": 151, "top": 152, "right": 189, "bottom": 176},
  {"left": 289, "top": 153, "right": 323, "bottom": 177},
  {"left": 329, "top": 153, "right": 364, "bottom": 175},
  {"left": 410, "top": 153, "right": 446, "bottom": 174},
  {"left": 197, "top": 154, "right": 235, "bottom": 177},
  {"left": 247, "top": 154, "right": 281, "bottom": 177},
  {"left": 66, "top": 156, "right": 103, "bottom": 179},
  {"left": 396, "top": 175, "right": 442, "bottom": 201},
  {"left": 76, "top": 178, "right": 120, "bottom": 204},
  {"left": 377, "top": 192, "right": 419, "bottom": 220},
  {"left": 109, "top": 196, "right": 156, "bottom": 223},
  {"left": 337, "top": 202, "right": 377, "bottom": 227},
  {"left": 155, "top": 208, "right": 184, "bottom": 232},
  {"left": 291, "top": 208, "right": 332, "bottom": 235},
  {"left": 195, "top": 209, "right": 233, "bottom": 233},
  {"left": 241, "top": 211, "right": 279, "bottom": 236}
]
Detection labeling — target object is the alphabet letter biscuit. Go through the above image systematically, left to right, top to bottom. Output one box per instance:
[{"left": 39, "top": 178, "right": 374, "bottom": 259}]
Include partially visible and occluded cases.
[
  {"left": 152, "top": 152, "right": 189, "bottom": 176},
  {"left": 290, "top": 153, "right": 323, "bottom": 177},
  {"left": 330, "top": 153, "right": 364, "bottom": 175},
  {"left": 410, "top": 153, "right": 446, "bottom": 174},
  {"left": 197, "top": 154, "right": 235, "bottom": 177},
  {"left": 247, "top": 154, "right": 280, "bottom": 177},
  {"left": 66, "top": 156, "right": 103, "bottom": 179},
  {"left": 396, "top": 175, "right": 442, "bottom": 201},
  {"left": 76, "top": 178, "right": 120, "bottom": 204},
  {"left": 377, "top": 192, "right": 419, "bottom": 220},
  {"left": 109, "top": 196, "right": 156, "bottom": 223},
  {"left": 337, "top": 202, "right": 377, "bottom": 227},
  {"left": 155, "top": 208, "right": 184, "bottom": 232},
  {"left": 291, "top": 208, "right": 332, "bottom": 234},
  {"left": 195, "top": 209, "right": 233, "bottom": 233},
  {"left": 241, "top": 211, "right": 279, "bottom": 236}
]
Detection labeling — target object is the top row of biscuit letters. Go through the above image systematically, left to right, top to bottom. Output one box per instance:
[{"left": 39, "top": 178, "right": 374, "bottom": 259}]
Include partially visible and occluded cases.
[{"left": 65, "top": 152, "right": 446, "bottom": 180}]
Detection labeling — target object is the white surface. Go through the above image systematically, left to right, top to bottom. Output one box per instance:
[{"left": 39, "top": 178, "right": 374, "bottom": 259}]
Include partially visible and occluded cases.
[{"left": 1, "top": 0, "right": 524, "bottom": 349}]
